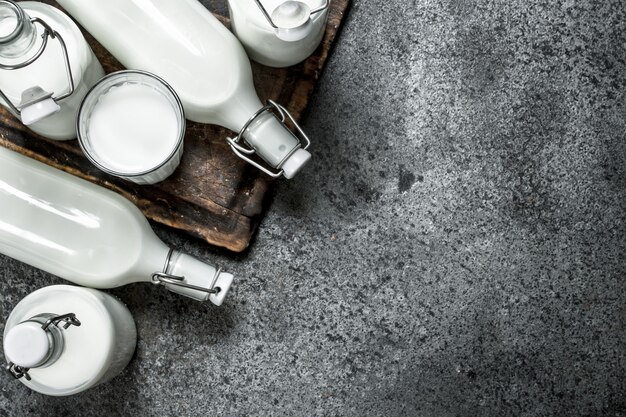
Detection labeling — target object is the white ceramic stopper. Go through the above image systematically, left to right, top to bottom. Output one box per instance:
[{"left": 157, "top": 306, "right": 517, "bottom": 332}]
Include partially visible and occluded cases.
[
  {"left": 271, "top": 1, "right": 313, "bottom": 42},
  {"left": 20, "top": 98, "right": 60, "bottom": 126},
  {"left": 281, "top": 148, "right": 311, "bottom": 179},
  {"left": 164, "top": 252, "right": 235, "bottom": 305},
  {"left": 209, "top": 272, "right": 235, "bottom": 307},
  {"left": 4, "top": 322, "right": 50, "bottom": 368}
]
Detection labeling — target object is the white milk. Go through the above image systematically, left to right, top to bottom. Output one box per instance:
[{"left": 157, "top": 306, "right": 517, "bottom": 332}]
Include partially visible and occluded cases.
[
  {"left": 57, "top": 0, "right": 312, "bottom": 179},
  {"left": 228, "top": 0, "right": 329, "bottom": 67},
  {"left": 0, "top": 2, "right": 104, "bottom": 140},
  {"left": 0, "top": 15, "right": 18, "bottom": 37},
  {"left": 78, "top": 71, "right": 186, "bottom": 185},
  {"left": 87, "top": 84, "right": 179, "bottom": 173},
  {"left": 0, "top": 146, "right": 233, "bottom": 305},
  {"left": 4, "top": 285, "right": 136, "bottom": 396}
]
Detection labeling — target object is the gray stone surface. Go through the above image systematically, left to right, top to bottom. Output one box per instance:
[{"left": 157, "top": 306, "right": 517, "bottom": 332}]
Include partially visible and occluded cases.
[{"left": 1, "top": 0, "right": 626, "bottom": 415}]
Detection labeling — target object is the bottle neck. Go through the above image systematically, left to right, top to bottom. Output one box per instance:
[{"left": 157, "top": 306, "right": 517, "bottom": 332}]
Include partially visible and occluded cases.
[
  {"left": 0, "top": 1, "right": 38, "bottom": 59},
  {"left": 152, "top": 249, "right": 234, "bottom": 305},
  {"left": 4, "top": 314, "right": 66, "bottom": 372}
]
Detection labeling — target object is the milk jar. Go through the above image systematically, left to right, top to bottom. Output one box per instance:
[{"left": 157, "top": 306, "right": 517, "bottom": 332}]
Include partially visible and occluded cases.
[
  {"left": 56, "top": 0, "right": 312, "bottom": 179},
  {"left": 228, "top": 0, "right": 330, "bottom": 67},
  {"left": 0, "top": 1, "right": 104, "bottom": 140},
  {"left": 0, "top": 146, "right": 234, "bottom": 305},
  {"left": 3, "top": 285, "right": 136, "bottom": 396}
]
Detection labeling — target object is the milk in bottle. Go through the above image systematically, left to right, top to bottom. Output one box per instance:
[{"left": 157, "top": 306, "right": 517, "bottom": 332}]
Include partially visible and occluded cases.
[
  {"left": 56, "top": 0, "right": 312, "bottom": 178},
  {"left": 0, "top": 1, "right": 104, "bottom": 140},
  {"left": 0, "top": 146, "right": 234, "bottom": 305},
  {"left": 3, "top": 285, "right": 136, "bottom": 396}
]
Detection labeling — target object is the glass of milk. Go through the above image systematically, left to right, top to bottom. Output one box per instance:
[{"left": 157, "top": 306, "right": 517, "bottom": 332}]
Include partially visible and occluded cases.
[{"left": 77, "top": 70, "right": 185, "bottom": 185}]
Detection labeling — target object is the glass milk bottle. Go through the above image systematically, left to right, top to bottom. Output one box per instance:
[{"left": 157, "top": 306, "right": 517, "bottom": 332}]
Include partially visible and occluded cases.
[
  {"left": 56, "top": 0, "right": 312, "bottom": 179},
  {"left": 228, "top": 0, "right": 330, "bottom": 67},
  {"left": 0, "top": 1, "right": 104, "bottom": 140},
  {"left": 0, "top": 146, "right": 234, "bottom": 305},
  {"left": 3, "top": 285, "right": 136, "bottom": 396}
]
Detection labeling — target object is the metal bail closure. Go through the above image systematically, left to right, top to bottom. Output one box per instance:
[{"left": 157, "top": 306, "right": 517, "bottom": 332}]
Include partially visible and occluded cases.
[
  {"left": 254, "top": 0, "right": 330, "bottom": 42},
  {"left": 0, "top": 16, "right": 75, "bottom": 122},
  {"left": 226, "top": 100, "right": 312, "bottom": 178},
  {"left": 151, "top": 249, "right": 222, "bottom": 296},
  {"left": 5, "top": 313, "right": 81, "bottom": 381}
]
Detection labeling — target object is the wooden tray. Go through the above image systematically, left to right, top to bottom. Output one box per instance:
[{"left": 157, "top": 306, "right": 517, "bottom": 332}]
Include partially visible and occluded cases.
[{"left": 0, "top": 0, "right": 351, "bottom": 252}]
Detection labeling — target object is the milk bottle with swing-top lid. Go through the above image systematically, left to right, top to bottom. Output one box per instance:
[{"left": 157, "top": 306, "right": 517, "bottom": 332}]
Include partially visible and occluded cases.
[
  {"left": 0, "top": 0, "right": 104, "bottom": 140},
  {"left": 56, "top": 0, "right": 312, "bottom": 179},
  {"left": 228, "top": 0, "right": 331, "bottom": 67},
  {"left": 0, "top": 146, "right": 234, "bottom": 305},
  {"left": 3, "top": 285, "right": 136, "bottom": 396}
]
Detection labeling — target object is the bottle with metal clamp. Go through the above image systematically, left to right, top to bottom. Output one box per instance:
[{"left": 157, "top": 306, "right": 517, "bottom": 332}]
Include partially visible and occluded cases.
[
  {"left": 0, "top": 0, "right": 104, "bottom": 140},
  {"left": 56, "top": 0, "right": 314, "bottom": 179},
  {"left": 229, "top": 0, "right": 331, "bottom": 67},
  {"left": 227, "top": 99, "right": 312, "bottom": 179},
  {"left": 0, "top": 146, "right": 235, "bottom": 305},
  {"left": 151, "top": 248, "right": 233, "bottom": 305},
  {"left": 3, "top": 285, "right": 137, "bottom": 396},
  {"left": 5, "top": 313, "right": 81, "bottom": 382}
]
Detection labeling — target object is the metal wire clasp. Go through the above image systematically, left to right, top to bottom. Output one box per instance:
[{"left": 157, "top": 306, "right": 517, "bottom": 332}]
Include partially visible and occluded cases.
[
  {"left": 254, "top": 0, "right": 330, "bottom": 29},
  {"left": 0, "top": 16, "right": 76, "bottom": 116},
  {"left": 226, "top": 100, "right": 311, "bottom": 178},
  {"left": 151, "top": 249, "right": 222, "bottom": 295},
  {"left": 6, "top": 313, "right": 80, "bottom": 381},
  {"left": 41, "top": 313, "right": 81, "bottom": 331},
  {"left": 6, "top": 363, "right": 30, "bottom": 381}
]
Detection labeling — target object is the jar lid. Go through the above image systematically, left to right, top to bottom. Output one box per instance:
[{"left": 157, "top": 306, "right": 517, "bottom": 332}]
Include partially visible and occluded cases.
[
  {"left": 271, "top": 1, "right": 314, "bottom": 41},
  {"left": 4, "top": 321, "right": 50, "bottom": 369}
]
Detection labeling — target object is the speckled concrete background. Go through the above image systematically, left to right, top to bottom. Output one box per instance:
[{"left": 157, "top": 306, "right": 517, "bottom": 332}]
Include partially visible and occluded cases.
[{"left": 1, "top": 0, "right": 625, "bottom": 416}]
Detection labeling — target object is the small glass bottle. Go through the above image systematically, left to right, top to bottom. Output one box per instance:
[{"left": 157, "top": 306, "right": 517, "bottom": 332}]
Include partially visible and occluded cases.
[
  {"left": 0, "top": 0, "right": 104, "bottom": 140},
  {"left": 228, "top": 0, "right": 331, "bottom": 68},
  {"left": 3, "top": 285, "right": 137, "bottom": 396}
]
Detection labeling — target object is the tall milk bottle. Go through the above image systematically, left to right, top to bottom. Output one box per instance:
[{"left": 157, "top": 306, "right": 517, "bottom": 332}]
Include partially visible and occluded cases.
[
  {"left": 0, "top": 0, "right": 104, "bottom": 140},
  {"left": 56, "top": 0, "right": 312, "bottom": 179},
  {"left": 0, "top": 146, "right": 234, "bottom": 305},
  {"left": 3, "top": 285, "right": 137, "bottom": 396}
]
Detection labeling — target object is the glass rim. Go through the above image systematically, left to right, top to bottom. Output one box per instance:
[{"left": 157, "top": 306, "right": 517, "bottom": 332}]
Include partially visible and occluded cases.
[
  {"left": 0, "top": 0, "right": 25, "bottom": 44},
  {"left": 76, "top": 70, "right": 186, "bottom": 179}
]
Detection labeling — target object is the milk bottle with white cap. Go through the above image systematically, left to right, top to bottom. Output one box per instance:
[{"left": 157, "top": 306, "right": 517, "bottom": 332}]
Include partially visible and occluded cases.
[
  {"left": 0, "top": 0, "right": 104, "bottom": 140},
  {"left": 56, "top": 0, "right": 312, "bottom": 179},
  {"left": 228, "top": 0, "right": 331, "bottom": 67},
  {"left": 0, "top": 146, "right": 234, "bottom": 305},
  {"left": 3, "top": 285, "right": 136, "bottom": 396}
]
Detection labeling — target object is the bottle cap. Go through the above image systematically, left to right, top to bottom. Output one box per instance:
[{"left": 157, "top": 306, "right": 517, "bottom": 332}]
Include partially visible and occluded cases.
[
  {"left": 271, "top": 1, "right": 313, "bottom": 42},
  {"left": 19, "top": 86, "right": 60, "bottom": 126},
  {"left": 281, "top": 148, "right": 311, "bottom": 179},
  {"left": 153, "top": 250, "right": 235, "bottom": 305},
  {"left": 208, "top": 272, "right": 234, "bottom": 306},
  {"left": 4, "top": 321, "right": 50, "bottom": 368}
]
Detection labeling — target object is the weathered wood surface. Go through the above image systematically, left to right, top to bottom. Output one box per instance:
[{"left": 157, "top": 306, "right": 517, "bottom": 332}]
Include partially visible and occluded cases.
[{"left": 0, "top": 0, "right": 351, "bottom": 252}]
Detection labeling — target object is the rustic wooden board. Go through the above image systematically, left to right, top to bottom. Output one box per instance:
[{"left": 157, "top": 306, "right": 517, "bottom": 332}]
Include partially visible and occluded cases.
[{"left": 0, "top": 0, "right": 351, "bottom": 252}]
